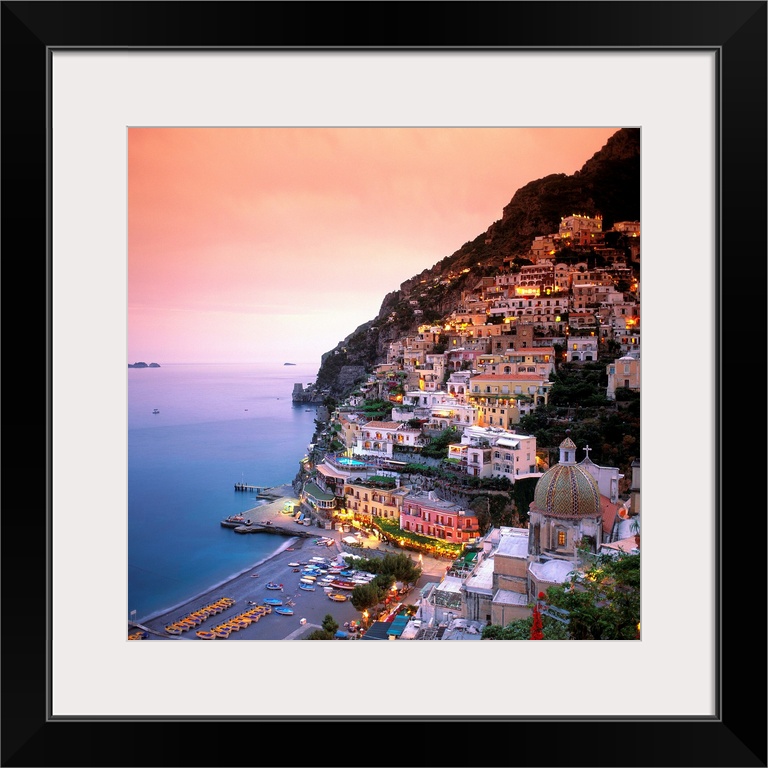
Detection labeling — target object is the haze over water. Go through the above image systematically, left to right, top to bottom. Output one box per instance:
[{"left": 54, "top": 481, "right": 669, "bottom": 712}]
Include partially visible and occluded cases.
[{"left": 128, "top": 363, "right": 319, "bottom": 622}]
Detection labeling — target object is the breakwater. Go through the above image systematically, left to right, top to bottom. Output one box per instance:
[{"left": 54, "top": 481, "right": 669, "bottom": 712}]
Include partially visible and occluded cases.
[{"left": 232, "top": 521, "right": 317, "bottom": 538}]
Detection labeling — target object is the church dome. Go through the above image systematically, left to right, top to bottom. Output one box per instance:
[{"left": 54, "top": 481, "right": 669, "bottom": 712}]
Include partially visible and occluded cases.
[{"left": 532, "top": 436, "right": 601, "bottom": 518}]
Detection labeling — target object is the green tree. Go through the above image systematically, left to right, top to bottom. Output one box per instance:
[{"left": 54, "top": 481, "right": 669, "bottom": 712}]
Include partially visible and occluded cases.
[
  {"left": 421, "top": 427, "right": 460, "bottom": 459},
  {"left": 512, "top": 477, "right": 537, "bottom": 524},
  {"left": 355, "top": 552, "right": 422, "bottom": 585},
  {"left": 546, "top": 552, "right": 640, "bottom": 640},
  {"left": 349, "top": 581, "right": 386, "bottom": 614},
  {"left": 321, "top": 614, "right": 339, "bottom": 635},
  {"left": 482, "top": 615, "right": 569, "bottom": 640},
  {"left": 306, "top": 629, "right": 335, "bottom": 640}
]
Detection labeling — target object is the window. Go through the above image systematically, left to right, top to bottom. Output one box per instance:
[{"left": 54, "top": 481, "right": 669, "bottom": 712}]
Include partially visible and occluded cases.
[{"left": 557, "top": 530, "right": 566, "bottom": 546}]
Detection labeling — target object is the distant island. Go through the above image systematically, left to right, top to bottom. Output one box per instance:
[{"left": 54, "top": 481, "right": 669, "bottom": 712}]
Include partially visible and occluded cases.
[
  {"left": 128, "top": 362, "right": 161, "bottom": 368},
  {"left": 283, "top": 362, "right": 296, "bottom": 366}
]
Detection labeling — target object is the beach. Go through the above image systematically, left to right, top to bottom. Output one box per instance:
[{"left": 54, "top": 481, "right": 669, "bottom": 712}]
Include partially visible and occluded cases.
[{"left": 131, "top": 484, "right": 447, "bottom": 641}]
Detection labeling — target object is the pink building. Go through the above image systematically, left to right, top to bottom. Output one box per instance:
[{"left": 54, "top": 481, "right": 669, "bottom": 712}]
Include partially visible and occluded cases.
[{"left": 400, "top": 491, "right": 481, "bottom": 545}]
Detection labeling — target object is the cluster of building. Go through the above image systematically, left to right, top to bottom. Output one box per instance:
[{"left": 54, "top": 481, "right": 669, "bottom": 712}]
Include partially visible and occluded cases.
[
  {"left": 294, "top": 214, "right": 641, "bottom": 637},
  {"left": 410, "top": 438, "right": 640, "bottom": 640}
]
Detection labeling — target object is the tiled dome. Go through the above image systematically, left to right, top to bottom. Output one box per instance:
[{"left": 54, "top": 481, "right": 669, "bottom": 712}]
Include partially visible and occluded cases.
[
  {"left": 532, "top": 435, "right": 600, "bottom": 518},
  {"left": 533, "top": 463, "right": 601, "bottom": 517}
]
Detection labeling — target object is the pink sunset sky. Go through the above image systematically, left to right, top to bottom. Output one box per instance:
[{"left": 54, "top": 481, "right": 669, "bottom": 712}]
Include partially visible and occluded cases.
[{"left": 128, "top": 127, "right": 620, "bottom": 366}]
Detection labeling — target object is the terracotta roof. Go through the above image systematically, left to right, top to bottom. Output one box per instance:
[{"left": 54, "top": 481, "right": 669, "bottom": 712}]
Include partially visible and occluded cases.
[
  {"left": 506, "top": 347, "right": 557, "bottom": 355},
  {"left": 469, "top": 373, "right": 547, "bottom": 381},
  {"left": 363, "top": 421, "right": 401, "bottom": 429},
  {"left": 601, "top": 495, "right": 624, "bottom": 534},
  {"left": 601, "top": 537, "right": 639, "bottom": 554}
]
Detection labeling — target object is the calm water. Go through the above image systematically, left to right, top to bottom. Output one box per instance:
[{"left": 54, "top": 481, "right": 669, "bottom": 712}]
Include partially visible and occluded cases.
[{"left": 128, "top": 363, "right": 320, "bottom": 622}]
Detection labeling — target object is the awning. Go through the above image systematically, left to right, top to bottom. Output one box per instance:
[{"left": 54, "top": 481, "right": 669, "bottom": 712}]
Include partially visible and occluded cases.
[{"left": 386, "top": 615, "right": 410, "bottom": 637}]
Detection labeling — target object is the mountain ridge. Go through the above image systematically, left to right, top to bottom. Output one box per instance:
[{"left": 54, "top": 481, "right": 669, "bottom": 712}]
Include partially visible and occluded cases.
[{"left": 314, "top": 128, "right": 640, "bottom": 397}]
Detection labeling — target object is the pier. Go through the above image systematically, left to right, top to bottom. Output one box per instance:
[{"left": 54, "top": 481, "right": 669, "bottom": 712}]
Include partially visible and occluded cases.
[
  {"left": 234, "top": 483, "right": 266, "bottom": 492},
  {"left": 232, "top": 521, "right": 317, "bottom": 538}
]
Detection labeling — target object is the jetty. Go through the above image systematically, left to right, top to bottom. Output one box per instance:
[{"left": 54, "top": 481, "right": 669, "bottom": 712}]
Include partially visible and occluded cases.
[
  {"left": 233, "top": 483, "right": 282, "bottom": 499},
  {"left": 234, "top": 483, "right": 265, "bottom": 492},
  {"left": 232, "top": 521, "right": 317, "bottom": 538}
]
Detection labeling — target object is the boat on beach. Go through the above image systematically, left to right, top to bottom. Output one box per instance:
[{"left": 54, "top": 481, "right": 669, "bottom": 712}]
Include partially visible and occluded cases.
[
  {"left": 221, "top": 514, "right": 247, "bottom": 528},
  {"left": 329, "top": 579, "right": 356, "bottom": 590},
  {"left": 265, "top": 582, "right": 283, "bottom": 590},
  {"left": 299, "top": 582, "right": 316, "bottom": 591},
  {"left": 328, "top": 593, "right": 347, "bottom": 602},
  {"left": 263, "top": 598, "right": 283, "bottom": 606},
  {"left": 274, "top": 606, "right": 294, "bottom": 615}
]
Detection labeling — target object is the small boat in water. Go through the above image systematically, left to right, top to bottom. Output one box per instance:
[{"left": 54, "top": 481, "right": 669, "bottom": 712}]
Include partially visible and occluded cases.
[
  {"left": 152, "top": 408, "right": 160, "bottom": 414},
  {"left": 274, "top": 606, "right": 294, "bottom": 615}
]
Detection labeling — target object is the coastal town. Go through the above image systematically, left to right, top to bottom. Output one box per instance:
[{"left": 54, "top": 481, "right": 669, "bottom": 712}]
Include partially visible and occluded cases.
[
  {"left": 134, "top": 211, "right": 641, "bottom": 642},
  {"left": 289, "top": 212, "right": 641, "bottom": 640}
]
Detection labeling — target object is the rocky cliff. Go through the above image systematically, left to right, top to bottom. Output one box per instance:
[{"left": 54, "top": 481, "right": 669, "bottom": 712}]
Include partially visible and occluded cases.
[{"left": 314, "top": 128, "right": 640, "bottom": 398}]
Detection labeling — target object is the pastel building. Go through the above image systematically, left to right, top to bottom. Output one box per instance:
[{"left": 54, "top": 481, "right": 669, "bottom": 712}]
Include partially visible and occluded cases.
[
  {"left": 559, "top": 213, "right": 603, "bottom": 245},
  {"left": 482, "top": 348, "right": 557, "bottom": 379},
  {"left": 606, "top": 355, "right": 641, "bottom": 400},
  {"left": 467, "top": 372, "right": 552, "bottom": 421},
  {"left": 429, "top": 401, "right": 478, "bottom": 431},
  {"left": 352, "top": 420, "right": 424, "bottom": 459},
  {"left": 447, "top": 425, "right": 539, "bottom": 482},
  {"left": 526, "top": 436, "right": 626, "bottom": 600},
  {"left": 446, "top": 438, "right": 630, "bottom": 627},
  {"left": 344, "top": 479, "right": 410, "bottom": 524},
  {"left": 400, "top": 491, "right": 481, "bottom": 546},
  {"left": 461, "top": 527, "right": 531, "bottom": 625}
]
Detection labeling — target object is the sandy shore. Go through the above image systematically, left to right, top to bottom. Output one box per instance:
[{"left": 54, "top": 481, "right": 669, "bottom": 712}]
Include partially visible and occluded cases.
[
  {"left": 131, "top": 482, "right": 451, "bottom": 642},
  {"left": 133, "top": 484, "right": 369, "bottom": 640}
]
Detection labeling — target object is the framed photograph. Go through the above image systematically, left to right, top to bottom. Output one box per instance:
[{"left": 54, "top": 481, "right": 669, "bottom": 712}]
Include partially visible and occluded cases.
[{"left": 6, "top": 1, "right": 765, "bottom": 766}]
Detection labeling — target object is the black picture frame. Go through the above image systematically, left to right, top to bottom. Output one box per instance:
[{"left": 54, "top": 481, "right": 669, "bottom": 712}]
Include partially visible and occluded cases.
[{"left": 4, "top": 2, "right": 766, "bottom": 767}]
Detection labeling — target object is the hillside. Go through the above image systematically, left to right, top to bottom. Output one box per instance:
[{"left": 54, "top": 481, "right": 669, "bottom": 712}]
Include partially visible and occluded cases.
[{"left": 314, "top": 128, "right": 640, "bottom": 397}]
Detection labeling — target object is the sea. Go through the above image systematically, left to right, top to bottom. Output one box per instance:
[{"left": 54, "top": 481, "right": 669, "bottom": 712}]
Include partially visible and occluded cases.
[{"left": 128, "top": 362, "right": 321, "bottom": 623}]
